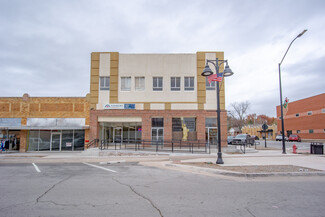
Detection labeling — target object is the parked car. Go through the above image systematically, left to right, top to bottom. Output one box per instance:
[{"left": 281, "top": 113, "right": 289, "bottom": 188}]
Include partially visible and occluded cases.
[
  {"left": 232, "top": 134, "right": 255, "bottom": 146},
  {"left": 288, "top": 134, "right": 301, "bottom": 142},
  {"left": 276, "top": 135, "right": 288, "bottom": 141},
  {"left": 227, "top": 136, "right": 235, "bottom": 144}
]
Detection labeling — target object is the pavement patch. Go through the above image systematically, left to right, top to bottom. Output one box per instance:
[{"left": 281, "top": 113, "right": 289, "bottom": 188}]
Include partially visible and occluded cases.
[{"left": 168, "top": 162, "right": 325, "bottom": 177}]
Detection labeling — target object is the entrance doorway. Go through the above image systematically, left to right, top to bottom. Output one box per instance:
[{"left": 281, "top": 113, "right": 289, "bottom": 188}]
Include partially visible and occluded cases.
[
  {"left": 99, "top": 122, "right": 142, "bottom": 144},
  {"left": 113, "top": 127, "right": 122, "bottom": 143},
  {"left": 206, "top": 127, "right": 218, "bottom": 145},
  {"left": 152, "top": 128, "right": 164, "bottom": 142},
  {"left": 51, "top": 132, "right": 61, "bottom": 151}
]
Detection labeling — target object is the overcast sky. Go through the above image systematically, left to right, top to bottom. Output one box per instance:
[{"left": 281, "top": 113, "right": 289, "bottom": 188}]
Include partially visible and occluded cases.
[{"left": 1, "top": 0, "right": 324, "bottom": 117}]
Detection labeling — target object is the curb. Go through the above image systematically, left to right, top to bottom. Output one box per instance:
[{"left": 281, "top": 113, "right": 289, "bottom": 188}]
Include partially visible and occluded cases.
[{"left": 166, "top": 163, "right": 325, "bottom": 177}]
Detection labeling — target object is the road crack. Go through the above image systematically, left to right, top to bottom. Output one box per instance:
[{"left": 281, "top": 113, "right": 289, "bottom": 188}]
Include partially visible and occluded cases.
[
  {"left": 36, "top": 176, "right": 72, "bottom": 203},
  {"left": 112, "top": 177, "right": 163, "bottom": 217},
  {"left": 245, "top": 207, "right": 256, "bottom": 217}
]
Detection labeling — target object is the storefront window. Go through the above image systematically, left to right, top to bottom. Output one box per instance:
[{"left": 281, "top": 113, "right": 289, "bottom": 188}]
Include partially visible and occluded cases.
[
  {"left": 152, "top": 118, "right": 164, "bottom": 127},
  {"left": 172, "top": 118, "right": 182, "bottom": 132},
  {"left": 184, "top": 118, "right": 196, "bottom": 132},
  {"left": 206, "top": 118, "right": 217, "bottom": 127},
  {"left": 28, "top": 130, "right": 39, "bottom": 151},
  {"left": 62, "top": 130, "right": 73, "bottom": 151},
  {"left": 74, "top": 130, "right": 85, "bottom": 150},
  {"left": 39, "top": 131, "right": 51, "bottom": 151}
]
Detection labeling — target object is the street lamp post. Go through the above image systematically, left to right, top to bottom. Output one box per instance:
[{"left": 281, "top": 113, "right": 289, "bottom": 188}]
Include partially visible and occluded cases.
[
  {"left": 279, "top": 29, "right": 307, "bottom": 154},
  {"left": 201, "top": 58, "right": 234, "bottom": 164}
]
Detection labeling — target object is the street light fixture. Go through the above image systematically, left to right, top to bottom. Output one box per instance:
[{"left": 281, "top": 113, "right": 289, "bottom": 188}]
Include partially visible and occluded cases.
[
  {"left": 278, "top": 29, "right": 307, "bottom": 154},
  {"left": 201, "top": 58, "right": 234, "bottom": 164}
]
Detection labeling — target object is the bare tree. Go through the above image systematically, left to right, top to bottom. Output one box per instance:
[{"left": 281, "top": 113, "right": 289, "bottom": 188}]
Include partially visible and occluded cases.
[{"left": 228, "top": 101, "right": 250, "bottom": 131}]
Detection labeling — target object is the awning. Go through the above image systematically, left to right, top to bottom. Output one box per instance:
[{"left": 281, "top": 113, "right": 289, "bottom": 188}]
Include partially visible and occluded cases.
[{"left": 0, "top": 126, "right": 89, "bottom": 130}]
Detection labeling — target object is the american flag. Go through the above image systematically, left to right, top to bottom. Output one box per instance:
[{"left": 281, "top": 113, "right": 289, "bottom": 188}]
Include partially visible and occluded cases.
[{"left": 208, "top": 73, "right": 223, "bottom": 84}]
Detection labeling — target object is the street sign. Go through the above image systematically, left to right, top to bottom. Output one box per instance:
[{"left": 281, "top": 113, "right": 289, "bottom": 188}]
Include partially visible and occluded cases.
[{"left": 262, "top": 123, "right": 268, "bottom": 131}]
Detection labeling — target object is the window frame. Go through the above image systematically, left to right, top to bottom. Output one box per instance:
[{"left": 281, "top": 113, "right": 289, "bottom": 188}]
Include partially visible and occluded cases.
[
  {"left": 100, "top": 76, "right": 110, "bottom": 90},
  {"left": 121, "top": 77, "right": 131, "bottom": 91},
  {"left": 135, "top": 77, "right": 145, "bottom": 91},
  {"left": 153, "top": 77, "right": 163, "bottom": 91},
  {"left": 170, "top": 77, "right": 181, "bottom": 91},
  {"left": 184, "top": 77, "right": 194, "bottom": 91},
  {"left": 206, "top": 77, "right": 216, "bottom": 90}
]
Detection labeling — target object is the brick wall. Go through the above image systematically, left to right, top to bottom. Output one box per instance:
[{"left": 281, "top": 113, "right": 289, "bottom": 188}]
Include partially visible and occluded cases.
[
  {"left": 276, "top": 93, "right": 325, "bottom": 140},
  {"left": 0, "top": 94, "right": 90, "bottom": 152},
  {"left": 90, "top": 109, "right": 228, "bottom": 146}
]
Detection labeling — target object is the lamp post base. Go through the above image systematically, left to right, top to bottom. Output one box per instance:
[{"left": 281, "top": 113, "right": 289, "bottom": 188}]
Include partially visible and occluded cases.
[{"left": 216, "top": 152, "right": 224, "bottom": 164}]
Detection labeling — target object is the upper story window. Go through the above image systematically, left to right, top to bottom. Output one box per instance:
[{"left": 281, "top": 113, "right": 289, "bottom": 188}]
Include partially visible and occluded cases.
[
  {"left": 100, "top": 76, "right": 110, "bottom": 90},
  {"left": 121, "top": 77, "right": 131, "bottom": 91},
  {"left": 135, "top": 77, "right": 145, "bottom": 91},
  {"left": 153, "top": 77, "right": 163, "bottom": 91},
  {"left": 171, "top": 77, "right": 181, "bottom": 91},
  {"left": 184, "top": 77, "right": 194, "bottom": 91},
  {"left": 206, "top": 77, "right": 215, "bottom": 90},
  {"left": 322, "top": 108, "right": 325, "bottom": 113},
  {"left": 307, "top": 111, "right": 312, "bottom": 115},
  {"left": 295, "top": 113, "right": 300, "bottom": 117},
  {"left": 309, "top": 129, "right": 314, "bottom": 134}
]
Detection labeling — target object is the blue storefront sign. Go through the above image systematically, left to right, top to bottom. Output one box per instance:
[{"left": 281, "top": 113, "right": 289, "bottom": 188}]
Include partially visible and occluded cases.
[{"left": 104, "top": 104, "right": 136, "bottom": 110}]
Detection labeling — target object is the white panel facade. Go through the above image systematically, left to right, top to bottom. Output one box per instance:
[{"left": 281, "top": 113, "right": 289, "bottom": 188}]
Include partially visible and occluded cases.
[
  {"left": 98, "top": 53, "right": 111, "bottom": 109},
  {"left": 99, "top": 53, "right": 110, "bottom": 76},
  {"left": 204, "top": 53, "right": 218, "bottom": 109},
  {"left": 118, "top": 54, "right": 197, "bottom": 103},
  {"left": 150, "top": 103, "right": 165, "bottom": 110},
  {"left": 171, "top": 104, "right": 198, "bottom": 110}
]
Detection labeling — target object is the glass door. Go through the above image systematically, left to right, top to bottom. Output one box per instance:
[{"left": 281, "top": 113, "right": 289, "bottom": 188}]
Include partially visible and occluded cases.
[
  {"left": 113, "top": 127, "right": 122, "bottom": 143},
  {"left": 206, "top": 127, "right": 218, "bottom": 145},
  {"left": 152, "top": 128, "right": 164, "bottom": 142},
  {"left": 51, "top": 133, "right": 61, "bottom": 151}
]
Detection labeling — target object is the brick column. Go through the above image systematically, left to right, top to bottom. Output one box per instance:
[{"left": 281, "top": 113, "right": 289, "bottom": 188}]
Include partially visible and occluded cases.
[
  {"left": 89, "top": 111, "right": 98, "bottom": 141},
  {"left": 221, "top": 111, "right": 228, "bottom": 147},
  {"left": 142, "top": 113, "right": 151, "bottom": 140},
  {"left": 196, "top": 113, "right": 206, "bottom": 142},
  {"left": 164, "top": 114, "right": 172, "bottom": 141},
  {"left": 19, "top": 130, "right": 28, "bottom": 152}
]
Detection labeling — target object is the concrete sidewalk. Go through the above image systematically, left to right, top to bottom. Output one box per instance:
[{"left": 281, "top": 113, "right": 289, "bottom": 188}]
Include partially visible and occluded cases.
[{"left": 1, "top": 149, "right": 324, "bottom": 176}]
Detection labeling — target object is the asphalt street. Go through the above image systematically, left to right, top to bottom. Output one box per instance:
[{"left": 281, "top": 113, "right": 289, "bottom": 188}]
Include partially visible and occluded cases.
[{"left": 1, "top": 162, "right": 325, "bottom": 217}]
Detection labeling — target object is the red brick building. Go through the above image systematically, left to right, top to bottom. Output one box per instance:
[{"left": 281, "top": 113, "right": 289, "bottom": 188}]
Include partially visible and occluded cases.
[{"left": 276, "top": 93, "right": 325, "bottom": 140}]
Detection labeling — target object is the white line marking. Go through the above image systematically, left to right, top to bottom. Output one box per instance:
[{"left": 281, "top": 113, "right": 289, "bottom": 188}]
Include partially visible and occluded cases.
[
  {"left": 83, "top": 162, "right": 117, "bottom": 173},
  {"left": 32, "top": 163, "right": 41, "bottom": 173}
]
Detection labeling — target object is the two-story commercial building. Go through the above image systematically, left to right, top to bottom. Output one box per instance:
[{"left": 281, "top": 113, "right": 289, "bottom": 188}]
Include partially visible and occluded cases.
[{"left": 88, "top": 52, "right": 228, "bottom": 147}]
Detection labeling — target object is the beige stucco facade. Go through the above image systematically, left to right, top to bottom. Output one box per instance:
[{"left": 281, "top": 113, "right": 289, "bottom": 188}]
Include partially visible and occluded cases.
[
  {"left": 89, "top": 51, "right": 229, "bottom": 147},
  {"left": 91, "top": 52, "right": 226, "bottom": 111}
]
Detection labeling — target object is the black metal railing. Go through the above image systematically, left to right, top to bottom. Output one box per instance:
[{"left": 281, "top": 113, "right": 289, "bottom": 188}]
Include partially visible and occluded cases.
[
  {"left": 86, "top": 139, "right": 99, "bottom": 149},
  {"left": 99, "top": 139, "right": 211, "bottom": 154}
]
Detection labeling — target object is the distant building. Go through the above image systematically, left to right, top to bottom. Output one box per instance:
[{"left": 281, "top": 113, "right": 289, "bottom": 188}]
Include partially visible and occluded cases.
[
  {"left": 276, "top": 93, "right": 325, "bottom": 140},
  {"left": 241, "top": 125, "right": 277, "bottom": 140}
]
